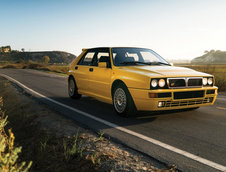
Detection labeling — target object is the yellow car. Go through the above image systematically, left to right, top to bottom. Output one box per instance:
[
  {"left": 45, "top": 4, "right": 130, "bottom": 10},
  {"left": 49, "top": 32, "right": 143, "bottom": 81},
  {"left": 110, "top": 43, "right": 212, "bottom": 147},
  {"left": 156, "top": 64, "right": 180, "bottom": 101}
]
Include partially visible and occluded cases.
[{"left": 68, "top": 47, "right": 218, "bottom": 117}]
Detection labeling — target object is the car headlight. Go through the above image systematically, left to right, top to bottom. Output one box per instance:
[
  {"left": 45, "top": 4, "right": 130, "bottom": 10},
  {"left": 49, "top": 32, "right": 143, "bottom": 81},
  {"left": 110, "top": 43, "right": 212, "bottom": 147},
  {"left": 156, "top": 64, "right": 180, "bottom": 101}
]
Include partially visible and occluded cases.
[
  {"left": 203, "top": 77, "right": 213, "bottom": 86},
  {"left": 150, "top": 78, "right": 168, "bottom": 89},
  {"left": 203, "top": 78, "right": 208, "bottom": 86},
  {"left": 208, "top": 78, "right": 213, "bottom": 85},
  {"left": 151, "top": 79, "right": 158, "bottom": 88},
  {"left": 159, "top": 79, "right": 165, "bottom": 87}
]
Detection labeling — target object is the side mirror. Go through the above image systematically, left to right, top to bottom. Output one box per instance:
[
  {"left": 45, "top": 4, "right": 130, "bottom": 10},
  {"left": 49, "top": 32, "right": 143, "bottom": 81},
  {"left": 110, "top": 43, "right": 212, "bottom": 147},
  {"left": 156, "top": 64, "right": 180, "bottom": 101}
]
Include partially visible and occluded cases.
[{"left": 98, "top": 62, "right": 107, "bottom": 68}]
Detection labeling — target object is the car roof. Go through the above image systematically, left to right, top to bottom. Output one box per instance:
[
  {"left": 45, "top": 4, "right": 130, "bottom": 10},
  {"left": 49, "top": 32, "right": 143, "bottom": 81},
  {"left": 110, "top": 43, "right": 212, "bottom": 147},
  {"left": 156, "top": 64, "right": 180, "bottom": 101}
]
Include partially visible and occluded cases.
[{"left": 82, "top": 47, "right": 150, "bottom": 51}]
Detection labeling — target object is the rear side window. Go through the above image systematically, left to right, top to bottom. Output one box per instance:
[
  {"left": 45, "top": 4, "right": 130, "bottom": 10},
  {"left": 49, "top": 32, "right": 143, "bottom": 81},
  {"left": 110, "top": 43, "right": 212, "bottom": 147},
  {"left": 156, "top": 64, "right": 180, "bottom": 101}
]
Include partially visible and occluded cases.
[
  {"left": 78, "top": 52, "right": 95, "bottom": 65},
  {"left": 92, "top": 52, "right": 109, "bottom": 66}
]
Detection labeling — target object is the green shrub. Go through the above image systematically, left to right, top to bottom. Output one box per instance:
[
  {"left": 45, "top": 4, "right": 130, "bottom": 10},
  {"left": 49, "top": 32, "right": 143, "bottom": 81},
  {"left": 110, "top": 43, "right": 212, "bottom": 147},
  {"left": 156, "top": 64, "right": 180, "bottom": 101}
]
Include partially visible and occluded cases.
[
  {"left": 42, "top": 56, "right": 50, "bottom": 64},
  {"left": 0, "top": 97, "right": 32, "bottom": 172},
  {"left": 63, "top": 130, "right": 84, "bottom": 161}
]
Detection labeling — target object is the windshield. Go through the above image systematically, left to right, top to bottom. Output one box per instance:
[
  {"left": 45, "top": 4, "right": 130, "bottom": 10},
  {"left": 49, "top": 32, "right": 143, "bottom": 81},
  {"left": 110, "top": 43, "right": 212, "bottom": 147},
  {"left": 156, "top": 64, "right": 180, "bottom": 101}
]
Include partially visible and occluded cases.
[{"left": 111, "top": 48, "right": 170, "bottom": 66}]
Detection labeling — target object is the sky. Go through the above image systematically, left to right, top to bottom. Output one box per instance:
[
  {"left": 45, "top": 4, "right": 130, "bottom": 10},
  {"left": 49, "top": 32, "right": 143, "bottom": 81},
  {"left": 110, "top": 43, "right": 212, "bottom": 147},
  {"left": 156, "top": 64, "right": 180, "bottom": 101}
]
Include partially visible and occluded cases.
[{"left": 1, "top": 0, "right": 226, "bottom": 60}]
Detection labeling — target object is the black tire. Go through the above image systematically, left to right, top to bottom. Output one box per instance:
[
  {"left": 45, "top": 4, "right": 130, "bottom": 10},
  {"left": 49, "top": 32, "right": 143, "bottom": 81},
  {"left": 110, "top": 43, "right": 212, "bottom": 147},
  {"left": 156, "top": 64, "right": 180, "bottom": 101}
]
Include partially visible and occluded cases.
[
  {"left": 68, "top": 77, "right": 81, "bottom": 99},
  {"left": 112, "top": 83, "right": 137, "bottom": 117}
]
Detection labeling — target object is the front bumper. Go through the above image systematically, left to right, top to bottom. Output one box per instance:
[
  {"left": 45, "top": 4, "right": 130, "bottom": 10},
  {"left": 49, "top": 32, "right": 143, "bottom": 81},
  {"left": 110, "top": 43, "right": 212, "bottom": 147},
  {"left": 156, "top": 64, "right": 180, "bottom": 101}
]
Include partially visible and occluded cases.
[{"left": 129, "top": 86, "right": 218, "bottom": 111}]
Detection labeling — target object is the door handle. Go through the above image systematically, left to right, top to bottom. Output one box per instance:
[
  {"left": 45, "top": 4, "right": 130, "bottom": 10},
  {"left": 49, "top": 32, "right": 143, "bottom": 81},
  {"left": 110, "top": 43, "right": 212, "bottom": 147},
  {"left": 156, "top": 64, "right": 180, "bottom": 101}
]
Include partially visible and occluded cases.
[
  {"left": 75, "top": 66, "right": 78, "bottom": 70},
  {"left": 89, "top": 68, "right": 93, "bottom": 72}
]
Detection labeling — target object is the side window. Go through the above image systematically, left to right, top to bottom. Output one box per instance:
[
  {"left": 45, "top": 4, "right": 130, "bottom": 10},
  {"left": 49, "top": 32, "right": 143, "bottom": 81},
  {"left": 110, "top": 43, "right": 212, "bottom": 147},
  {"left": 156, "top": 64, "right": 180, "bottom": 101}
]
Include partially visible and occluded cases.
[
  {"left": 78, "top": 52, "right": 95, "bottom": 66},
  {"left": 92, "top": 52, "right": 111, "bottom": 68},
  {"left": 97, "top": 52, "right": 109, "bottom": 60}
]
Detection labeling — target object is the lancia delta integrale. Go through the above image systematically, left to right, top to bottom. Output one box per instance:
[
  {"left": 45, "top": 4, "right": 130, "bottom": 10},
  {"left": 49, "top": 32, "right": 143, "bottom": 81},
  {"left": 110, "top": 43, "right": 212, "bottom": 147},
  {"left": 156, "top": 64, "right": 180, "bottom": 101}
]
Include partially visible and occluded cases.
[{"left": 68, "top": 47, "right": 217, "bottom": 117}]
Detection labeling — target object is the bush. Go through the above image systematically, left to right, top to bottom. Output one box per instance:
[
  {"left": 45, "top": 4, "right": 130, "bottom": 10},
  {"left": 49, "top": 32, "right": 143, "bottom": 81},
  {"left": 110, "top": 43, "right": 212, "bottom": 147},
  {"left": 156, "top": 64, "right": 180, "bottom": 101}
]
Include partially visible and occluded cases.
[
  {"left": 42, "top": 56, "right": 50, "bottom": 64},
  {"left": 27, "top": 63, "right": 44, "bottom": 69},
  {"left": 0, "top": 98, "right": 32, "bottom": 172}
]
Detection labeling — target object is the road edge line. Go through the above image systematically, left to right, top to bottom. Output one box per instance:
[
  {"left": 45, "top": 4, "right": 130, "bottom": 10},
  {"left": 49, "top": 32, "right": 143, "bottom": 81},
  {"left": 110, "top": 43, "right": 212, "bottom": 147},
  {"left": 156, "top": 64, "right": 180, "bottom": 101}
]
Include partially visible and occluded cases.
[{"left": 217, "top": 97, "right": 226, "bottom": 101}]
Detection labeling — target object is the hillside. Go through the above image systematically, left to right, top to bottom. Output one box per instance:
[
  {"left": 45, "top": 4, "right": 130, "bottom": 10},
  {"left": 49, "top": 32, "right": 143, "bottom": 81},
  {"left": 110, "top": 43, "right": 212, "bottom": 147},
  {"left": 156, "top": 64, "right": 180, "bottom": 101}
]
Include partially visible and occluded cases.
[
  {"left": 191, "top": 50, "right": 226, "bottom": 64},
  {"left": 0, "top": 51, "right": 76, "bottom": 64}
]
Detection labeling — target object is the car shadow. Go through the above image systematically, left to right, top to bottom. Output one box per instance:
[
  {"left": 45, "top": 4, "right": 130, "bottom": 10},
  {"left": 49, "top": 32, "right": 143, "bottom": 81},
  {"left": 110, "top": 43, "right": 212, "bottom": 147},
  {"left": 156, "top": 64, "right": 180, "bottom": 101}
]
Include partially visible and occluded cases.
[{"left": 34, "top": 94, "right": 196, "bottom": 131}]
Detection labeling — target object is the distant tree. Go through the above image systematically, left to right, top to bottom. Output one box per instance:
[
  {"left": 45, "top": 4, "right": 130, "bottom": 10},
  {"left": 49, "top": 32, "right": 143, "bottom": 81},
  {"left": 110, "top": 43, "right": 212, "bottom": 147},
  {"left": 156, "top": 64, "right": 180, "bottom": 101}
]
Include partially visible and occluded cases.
[
  {"left": 21, "top": 48, "right": 25, "bottom": 52},
  {"left": 210, "top": 49, "right": 215, "bottom": 54},
  {"left": 204, "top": 50, "right": 209, "bottom": 54},
  {"left": 215, "top": 50, "right": 221, "bottom": 53},
  {"left": 42, "top": 55, "right": 50, "bottom": 64}
]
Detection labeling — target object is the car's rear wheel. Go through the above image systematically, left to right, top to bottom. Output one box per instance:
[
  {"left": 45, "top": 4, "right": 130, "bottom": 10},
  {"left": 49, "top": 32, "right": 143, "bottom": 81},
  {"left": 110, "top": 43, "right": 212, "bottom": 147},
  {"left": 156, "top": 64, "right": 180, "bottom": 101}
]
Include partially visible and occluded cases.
[
  {"left": 68, "top": 77, "right": 81, "bottom": 99},
  {"left": 113, "top": 83, "right": 137, "bottom": 117}
]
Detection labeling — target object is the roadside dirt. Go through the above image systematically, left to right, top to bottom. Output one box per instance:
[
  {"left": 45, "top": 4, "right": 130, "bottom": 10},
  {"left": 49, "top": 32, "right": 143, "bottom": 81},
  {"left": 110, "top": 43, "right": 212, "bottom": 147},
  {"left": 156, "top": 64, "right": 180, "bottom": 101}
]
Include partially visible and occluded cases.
[{"left": 0, "top": 77, "right": 176, "bottom": 172}]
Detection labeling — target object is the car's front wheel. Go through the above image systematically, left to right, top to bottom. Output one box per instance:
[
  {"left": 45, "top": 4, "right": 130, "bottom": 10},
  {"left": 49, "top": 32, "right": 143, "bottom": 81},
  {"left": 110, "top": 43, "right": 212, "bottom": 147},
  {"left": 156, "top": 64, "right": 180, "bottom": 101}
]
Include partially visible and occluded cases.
[
  {"left": 68, "top": 77, "right": 81, "bottom": 99},
  {"left": 113, "top": 83, "right": 137, "bottom": 117}
]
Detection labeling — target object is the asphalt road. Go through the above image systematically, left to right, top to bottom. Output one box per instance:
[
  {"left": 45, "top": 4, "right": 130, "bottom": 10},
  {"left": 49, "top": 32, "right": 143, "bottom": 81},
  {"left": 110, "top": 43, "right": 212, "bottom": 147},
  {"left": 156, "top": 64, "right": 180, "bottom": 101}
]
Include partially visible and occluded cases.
[{"left": 1, "top": 69, "right": 226, "bottom": 172}]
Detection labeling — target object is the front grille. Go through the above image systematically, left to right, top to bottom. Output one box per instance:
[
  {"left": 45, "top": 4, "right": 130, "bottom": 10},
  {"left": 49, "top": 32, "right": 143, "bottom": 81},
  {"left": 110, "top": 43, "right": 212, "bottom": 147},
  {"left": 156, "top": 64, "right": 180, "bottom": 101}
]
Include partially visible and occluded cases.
[
  {"left": 167, "top": 77, "right": 203, "bottom": 88},
  {"left": 168, "top": 78, "right": 185, "bottom": 88},
  {"left": 188, "top": 78, "right": 202, "bottom": 87},
  {"left": 174, "top": 91, "right": 204, "bottom": 99},
  {"left": 159, "top": 97, "right": 213, "bottom": 108}
]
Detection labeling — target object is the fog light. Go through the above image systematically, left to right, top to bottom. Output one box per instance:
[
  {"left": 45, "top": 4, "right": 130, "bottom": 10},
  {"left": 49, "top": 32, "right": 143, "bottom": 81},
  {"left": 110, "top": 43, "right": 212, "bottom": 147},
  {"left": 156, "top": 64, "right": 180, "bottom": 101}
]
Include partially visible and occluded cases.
[
  {"left": 207, "top": 97, "right": 214, "bottom": 103},
  {"left": 209, "top": 97, "right": 213, "bottom": 103},
  {"left": 158, "top": 101, "right": 165, "bottom": 107}
]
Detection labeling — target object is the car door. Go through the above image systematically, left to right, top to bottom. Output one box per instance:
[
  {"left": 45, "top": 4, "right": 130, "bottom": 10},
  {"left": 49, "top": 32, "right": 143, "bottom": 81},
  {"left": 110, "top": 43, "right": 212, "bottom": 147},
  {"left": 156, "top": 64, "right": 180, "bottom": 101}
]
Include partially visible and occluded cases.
[
  {"left": 88, "top": 49, "right": 112, "bottom": 101},
  {"left": 74, "top": 50, "right": 96, "bottom": 93}
]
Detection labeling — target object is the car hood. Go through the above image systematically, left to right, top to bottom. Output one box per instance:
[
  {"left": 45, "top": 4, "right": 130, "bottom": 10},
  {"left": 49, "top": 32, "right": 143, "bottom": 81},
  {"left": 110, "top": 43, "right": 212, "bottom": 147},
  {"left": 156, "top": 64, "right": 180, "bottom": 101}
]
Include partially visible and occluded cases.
[{"left": 118, "top": 65, "right": 211, "bottom": 77}]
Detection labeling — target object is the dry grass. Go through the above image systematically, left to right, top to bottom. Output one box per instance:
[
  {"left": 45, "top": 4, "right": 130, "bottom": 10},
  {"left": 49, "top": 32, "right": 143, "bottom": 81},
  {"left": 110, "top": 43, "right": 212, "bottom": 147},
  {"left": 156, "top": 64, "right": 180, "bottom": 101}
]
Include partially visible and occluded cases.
[
  {"left": 0, "top": 61, "right": 68, "bottom": 75},
  {"left": 179, "top": 65, "right": 226, "bottom": 92}
]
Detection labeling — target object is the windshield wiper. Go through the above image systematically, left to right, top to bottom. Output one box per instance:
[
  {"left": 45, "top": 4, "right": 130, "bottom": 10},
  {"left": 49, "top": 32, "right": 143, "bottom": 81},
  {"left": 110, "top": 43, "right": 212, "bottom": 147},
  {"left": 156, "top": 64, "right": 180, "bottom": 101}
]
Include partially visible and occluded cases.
[
  {"left": 120, "top": 61, "right": 151, "bottom": 65},
  {"left": 120, "top": 61, "right": 170, "bottom": 66},
  {"left": 148, "top": 61, "right": 171, "bottom": 66}
]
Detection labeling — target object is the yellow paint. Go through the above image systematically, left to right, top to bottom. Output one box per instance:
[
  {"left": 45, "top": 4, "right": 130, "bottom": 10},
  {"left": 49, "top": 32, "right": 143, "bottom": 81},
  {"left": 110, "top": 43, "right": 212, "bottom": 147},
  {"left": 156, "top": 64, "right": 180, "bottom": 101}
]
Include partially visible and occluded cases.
[{"left": 68, "top": 48, "right": 218, "bottom": 111}]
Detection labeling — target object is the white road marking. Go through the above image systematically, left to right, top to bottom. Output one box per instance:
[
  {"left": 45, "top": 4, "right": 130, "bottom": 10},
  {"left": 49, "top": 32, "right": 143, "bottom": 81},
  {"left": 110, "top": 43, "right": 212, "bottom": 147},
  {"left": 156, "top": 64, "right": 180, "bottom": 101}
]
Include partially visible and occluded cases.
[
  {"left": 1, "top": 73, "right": 226, "bottom": 172},
  {"left": 217, "top": 97, "right": 226, "bottom": 101},
  {"left": 216, "top": 107, "right": 226, "bottom": 111}
]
